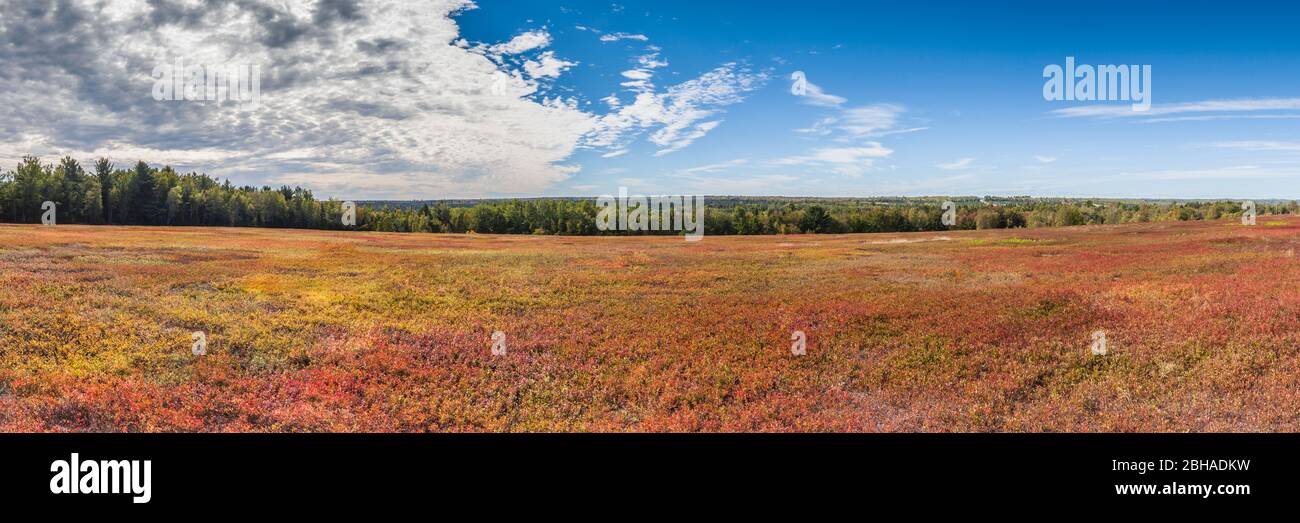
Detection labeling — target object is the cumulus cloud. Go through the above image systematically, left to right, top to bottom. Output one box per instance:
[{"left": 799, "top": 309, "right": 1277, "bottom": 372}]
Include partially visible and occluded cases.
[
  {"left": 0, "top": 0, "right": 763, "bottom": 198},
  {"left": 0, "top": 0, "right": 595, "bottom": 198},
  {"left": 488, "top": 29, "right": 553, "bottom": 55},
  {"left": 616, "top": 50, "right": 669, "bottom": 93},
  {"left": 524, "top": 51, "right": 576, "bottom": 78}
]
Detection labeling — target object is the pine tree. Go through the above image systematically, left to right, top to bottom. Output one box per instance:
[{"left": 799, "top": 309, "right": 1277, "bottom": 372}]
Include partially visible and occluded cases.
[
  {"left": 95, "top": 158, "right": 113, "bottom": 222},
  {"left": 132, "top": 161, "right": 160, "bottom": 225}
]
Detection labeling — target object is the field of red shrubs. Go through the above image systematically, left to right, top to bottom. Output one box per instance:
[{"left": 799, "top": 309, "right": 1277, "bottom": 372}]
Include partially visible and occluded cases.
[{"left": 2, "top": 217, "right": 1299, "bottom": 432}]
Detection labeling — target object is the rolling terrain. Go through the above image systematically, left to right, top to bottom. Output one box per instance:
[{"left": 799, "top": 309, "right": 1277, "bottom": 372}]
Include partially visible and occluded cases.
[{"left": 2, "top": 217, "right": 1298, "bottom": 432}]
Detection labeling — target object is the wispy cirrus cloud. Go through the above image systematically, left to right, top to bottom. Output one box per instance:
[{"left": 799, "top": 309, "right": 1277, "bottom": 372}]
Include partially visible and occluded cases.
[
  {"left": 600, "top": 32, "right": 649, "bottom": 42},
  {"left": 586, "top": 62, "right": 769, "bottom": 157},
  {"left": 780, "top": 72, "right": 917, "bottom": 178},
  {"left": 792, "top": 76, "right": 847, "bottom": 107},
  {"left": 1051, "top": 97, "right": 1300, "bottom": 120},
  {"left": 795, "top": 103, "right": 921, "bottom": 139},
  {"left": 1211, "top": 141, "right": 1300, "bottom": 152},
  {"left": 773, "top": 142, "right": 894, "bottom": 177},
  {"left": 677, "top": 158, "right": 750, "bottom": 175},
  {"left": 937, "top": 158, "right": 975, "bottom": 170},
  {"left": 1119, "top": 165, "right": 1293, "bottom": 181}
]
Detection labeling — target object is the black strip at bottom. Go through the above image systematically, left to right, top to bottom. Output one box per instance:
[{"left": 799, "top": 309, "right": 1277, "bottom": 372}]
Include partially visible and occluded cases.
[{"left": 0, "top": 434, "right": 1288, "bottom": 514}]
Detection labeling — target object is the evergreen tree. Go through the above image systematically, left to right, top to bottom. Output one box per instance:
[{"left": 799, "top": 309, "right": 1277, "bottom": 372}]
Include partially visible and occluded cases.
[
  {"left": 95, "top": 158, "right": 113, "bottom": 222},
  {"left": 132, "top": 161, "right": 160, "bottom": 225}
]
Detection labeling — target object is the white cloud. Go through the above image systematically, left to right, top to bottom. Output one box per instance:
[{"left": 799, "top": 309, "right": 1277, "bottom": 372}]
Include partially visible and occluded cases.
[
  {"left": 0, "top": 0, "right": 762, "bottom": 198},
  {"left": 0, "top": 0, "right": 600, "bottom": 198},
  {"left": 489, "top": 30, "right": 553, "bottom": 55},
  {"left": 600, "top": 32, "right": 649, "bottom": 42},
  {"left": 524, "top": 51, "right": 576, "bottom": 78},
  {"left": 617, "top": 51, "right": 670, "bottom": 93},
  {"left": 586, "top": 63, "right": 768, "bottom": 157},
  {"left": 622, "top": 69, "right": 654, "bottom": 80},
  {"left": 794, "top": 78, "right": 847, "bottom": 107},
  {"left": 784, "top": 86, "right": 911, "bottom": 178},
  {"left": 1050, "top": 98, "right": 1300, "bottom": 120},
  {"left": 797, "top": 104, "right": 909, "bottom": 139},
  {"left": 839, "top": 105, "right": 906, "bottom": 137},
  {"left": 1139, "top": 114, "right": 1300, "bottom": 124},
  {"left": 795, "top": 116, "right": 838, "bottom": 136},
  {"left": 1212, "top": 141, "right": 1300, "bottom": 152},
  {"left": 774, "top": 142, "right": 894, "bottom": 177},
  {"left": 1034, "top": 155, "right": 1058, "bottom": 163},
  {"left": 678, "top": 158, "right": 749, "bottom": 174},
  {"left": 937, "top": 158, "right": 975, "bottom": 170},
  {"left": 1120, "top": 165, "right": 1291, "bottom": 181},
  {"left": 676, "top": 173, "right": 800, "bottom": 195}
]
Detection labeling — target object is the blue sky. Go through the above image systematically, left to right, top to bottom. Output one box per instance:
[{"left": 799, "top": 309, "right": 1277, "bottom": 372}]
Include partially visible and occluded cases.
[
  {"left": 4, "top": 0, "right": 1300, "bottom": 199},
  {"left": 458, "top": 0, "right": 1300, "bottom": 199}
]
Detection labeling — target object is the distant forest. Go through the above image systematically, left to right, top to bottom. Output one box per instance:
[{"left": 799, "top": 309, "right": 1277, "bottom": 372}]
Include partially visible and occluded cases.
[{"left": 2, "top": 156, "right": 1295, "bottom": 235}]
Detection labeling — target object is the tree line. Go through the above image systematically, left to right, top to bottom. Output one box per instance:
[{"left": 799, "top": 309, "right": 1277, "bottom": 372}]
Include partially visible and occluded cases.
[
  {"left": 0, "top": 156, "right": 347, "bottom": 229},
  {"left": 2, "top": 156, "right": 1294, "bottom": 235}
]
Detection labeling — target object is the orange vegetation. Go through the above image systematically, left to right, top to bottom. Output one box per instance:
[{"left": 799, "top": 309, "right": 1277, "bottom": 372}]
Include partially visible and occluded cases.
[{"left": 2, "top": 217, "right": 1299, "bottom": 432}]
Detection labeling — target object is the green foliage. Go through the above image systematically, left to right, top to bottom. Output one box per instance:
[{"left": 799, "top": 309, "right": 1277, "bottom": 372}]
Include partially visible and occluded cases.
[
  {"left": 1, "top": 157, "right": 349, "bottom": 229},
  {"left": 3, "top": 157, "right": 1296, "bottom": 235}
]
